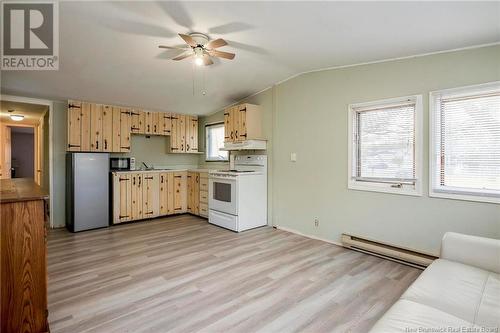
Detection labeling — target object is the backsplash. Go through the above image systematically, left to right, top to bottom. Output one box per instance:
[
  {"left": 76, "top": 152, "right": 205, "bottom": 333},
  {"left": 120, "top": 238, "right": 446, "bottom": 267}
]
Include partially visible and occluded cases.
[{"left": 111, "top": 135, "right": 199, "bottom": 169}]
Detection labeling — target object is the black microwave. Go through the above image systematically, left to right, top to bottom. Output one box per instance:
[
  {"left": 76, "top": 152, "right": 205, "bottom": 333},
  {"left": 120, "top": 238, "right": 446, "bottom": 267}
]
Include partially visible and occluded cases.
[{"left": 110, "top": 157, "right": 135, "bottom": 171}]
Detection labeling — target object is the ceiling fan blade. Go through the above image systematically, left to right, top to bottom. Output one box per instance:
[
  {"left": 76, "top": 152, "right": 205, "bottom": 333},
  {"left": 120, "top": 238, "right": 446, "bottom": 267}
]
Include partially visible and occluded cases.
[
  {"left": 179, "top": 33, "right": 198, "bottom": 47},
  {"left": 206, "top": 38, "right": 227, "bottom": 49},
  {"left": 158, "top": 45, "right": 188, "bottom": 50},
  {"left": 208, "top": 50, "right": 235, "bottom": 60},
  {"left": 172, "top": 52, "right": 193, "bottom": 61},
  {"left": 203, "top": 55, "right": 214, "bottom": 66}
]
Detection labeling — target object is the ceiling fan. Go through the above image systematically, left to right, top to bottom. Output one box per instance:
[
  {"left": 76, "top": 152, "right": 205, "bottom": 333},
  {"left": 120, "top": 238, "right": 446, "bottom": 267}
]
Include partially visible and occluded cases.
[{"left": 159, "top": 33, "right": 235, "bottom": 66}]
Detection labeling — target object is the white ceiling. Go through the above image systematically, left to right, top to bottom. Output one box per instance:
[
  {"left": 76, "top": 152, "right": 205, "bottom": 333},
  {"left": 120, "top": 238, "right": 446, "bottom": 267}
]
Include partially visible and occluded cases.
[{"left": 1, "top": 1, "right": 499, "bottom": 115}]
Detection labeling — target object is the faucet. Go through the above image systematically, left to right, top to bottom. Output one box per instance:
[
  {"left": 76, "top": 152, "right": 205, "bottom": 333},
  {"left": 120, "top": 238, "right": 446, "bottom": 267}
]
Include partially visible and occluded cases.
[{"left": 142, "top": 162, "right": 153, "bottom": 170}]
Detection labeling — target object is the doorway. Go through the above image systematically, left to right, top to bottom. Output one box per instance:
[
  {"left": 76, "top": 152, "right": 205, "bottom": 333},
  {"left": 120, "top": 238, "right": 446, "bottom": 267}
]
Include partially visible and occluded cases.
[{"left": 1, "top": 100, "right": 49, "bottom": 186}]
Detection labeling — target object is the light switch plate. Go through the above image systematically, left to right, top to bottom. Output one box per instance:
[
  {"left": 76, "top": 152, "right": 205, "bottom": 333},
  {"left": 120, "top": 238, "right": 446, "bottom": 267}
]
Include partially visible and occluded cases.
[{"left": 290, "top": 152, "right": 297, "bottom": 162}]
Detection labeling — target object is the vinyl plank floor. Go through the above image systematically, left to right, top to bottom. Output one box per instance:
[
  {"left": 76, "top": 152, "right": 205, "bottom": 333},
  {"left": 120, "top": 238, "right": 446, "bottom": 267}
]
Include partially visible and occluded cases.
[{"left": 47, "top": 215, "right": 420, "bottom": 333}]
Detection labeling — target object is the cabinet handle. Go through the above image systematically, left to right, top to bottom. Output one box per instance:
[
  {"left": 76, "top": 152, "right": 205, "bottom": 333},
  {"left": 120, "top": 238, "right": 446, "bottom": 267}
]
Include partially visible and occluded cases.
[
  {"left": 68, "top": 103, "right": 81, "bottom": 109},
  {"left": 239, "top": 108, "right": 247, "bottom": 112},
  {"left": 147, "top": 125, "right": 150, "bottom": 132},
  {"left": 154, "top": 125, "right": 157, "bottom": 132},
  {"left": 235, "top": 130, "right": 238, "bottom": 138},
  {"left": 230, "top": 131, "right": 234, "bottom": 140},
  {"left": 239, "top": 134, "right": 247, "bottom": 138},
  {"left": 104, "top": 139, "right": 108, "bottom": 150},
  {"left": 96, "top": 141, "right": 99, "bottom": 150},
  {"left": 68, "top": 144, "right": 81, "bottom": 148},
  {"left": 181, "top": 144, "right": 184, "bottom": 151},
  {"left": 186, "top": 144, "right": 190, "bottom": 151},
  {"left": 121, "top": 146, "right": 130, "bottom": 150},
  {"left": 161, "top": 175, "right": 164, "bottom": 183},
  {"left": 133, "top": 176, "right": 136, "bottom": 185},
  {"left": 144, "top": 176, "right": 154, "bottom": 180},
  {"left": 119, "top": 177, "right": 130, "bottom": 181},
  {"left": 139, "top": 177, "right": 141, "bottom": 186},
  {"left": 119, "top": 215, "right": 129, "bottom": 219}
]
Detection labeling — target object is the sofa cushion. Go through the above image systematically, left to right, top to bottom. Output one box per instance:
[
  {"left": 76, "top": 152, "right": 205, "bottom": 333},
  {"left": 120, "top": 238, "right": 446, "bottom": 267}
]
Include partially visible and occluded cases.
[
  {"left": 401, "top": 259, "right": 495, "bottom": 324},
  {"left": 476, "top": 273, "right": 500, "bottom": 328},
  {"left": 369, "top": 299, "right": 472, "bottom": 333}
]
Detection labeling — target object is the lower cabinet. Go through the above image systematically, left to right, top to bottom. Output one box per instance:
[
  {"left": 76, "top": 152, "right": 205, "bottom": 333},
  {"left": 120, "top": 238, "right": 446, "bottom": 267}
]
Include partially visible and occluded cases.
[
  {"left": 112, "top": 171, "right": 192, "bottom": 224},
  {"left": 187, "top": 171, "right": 200, "bottom": 215}
]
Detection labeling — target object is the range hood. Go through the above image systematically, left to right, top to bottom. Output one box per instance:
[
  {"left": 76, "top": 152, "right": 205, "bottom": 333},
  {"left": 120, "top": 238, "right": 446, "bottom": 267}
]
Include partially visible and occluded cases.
[{"left": 221, "top": 140, "right": 267, "bottom": 151}]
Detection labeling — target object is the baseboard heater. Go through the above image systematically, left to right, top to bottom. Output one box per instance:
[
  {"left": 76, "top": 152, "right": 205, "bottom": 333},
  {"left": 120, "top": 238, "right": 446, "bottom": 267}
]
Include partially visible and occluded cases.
[{"left": 341, "top": 233, "right": 438, "bottom": 269}]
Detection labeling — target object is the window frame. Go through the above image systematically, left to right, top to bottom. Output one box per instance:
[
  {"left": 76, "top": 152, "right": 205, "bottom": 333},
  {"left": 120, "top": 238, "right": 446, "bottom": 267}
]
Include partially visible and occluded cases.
[
  {"left": 429, "top": 81, "right": 500, "bottom": 204},
  {"left": 347, "top": 95, "right": 423, "bottom": 196},
  {"left": 205, "top": 122, "right": 229, "bottom": 162}
]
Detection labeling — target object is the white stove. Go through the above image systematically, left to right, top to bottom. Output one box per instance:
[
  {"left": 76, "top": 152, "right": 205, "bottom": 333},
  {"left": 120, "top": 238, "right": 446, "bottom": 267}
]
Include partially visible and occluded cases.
[{"left": 208, "top": 155, "right": 267, "bottom": 232}]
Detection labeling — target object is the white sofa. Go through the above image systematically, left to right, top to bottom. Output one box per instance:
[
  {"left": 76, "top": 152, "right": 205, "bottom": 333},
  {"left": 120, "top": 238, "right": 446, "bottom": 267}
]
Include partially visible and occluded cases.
[{"left": 370, "top": 232, "right": 500, "bottom": 332}]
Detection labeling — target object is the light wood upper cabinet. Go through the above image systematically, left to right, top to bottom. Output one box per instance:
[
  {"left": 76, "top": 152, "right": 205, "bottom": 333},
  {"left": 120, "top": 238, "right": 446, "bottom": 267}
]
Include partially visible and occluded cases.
[
  {"left": 67, "top": 100, "right": 82, "bottom": 151},
  {"left": 68, "top": 100, "right": 199, "bottom": 153},
  {"left": 80, "top": 102, "right": 91, "bottom": 151},
  {"left": 90, "top": 103, "right": 103, "bottom": 152},
  {"left": 224, "top": 103, "right": 262, "bottom": 142},
  {"left": 102, "top": 105, "right": 113, "bottom": 152},
  {"left": 111, "top": 106, "right": 121, "bottom": 152},
  {"left": 119, "top": 108, "right": 131, "bottom": 153},
  {"left": 131, "top": 109, "right": 145, "bottom": 134},
  {"left": 159, "top": 112, "right": 171, "bottom": 136},
  {"left": 171, "top": 114, "right": 198, "bottom": 154},
  {"left": 186, "top": 116, "right": 198, "bottom": 152},
  {"left": 0, "top": 124, "right": 12, "bottom": 179},
  {"left": 173, "top": 171, "right": 187, "bottom": 213},
  {"left": 113, "top": 173, "right": 132, "bottom": 224},
  {"left": 142, "top": 173, "right": 159, "bottom": 218}
]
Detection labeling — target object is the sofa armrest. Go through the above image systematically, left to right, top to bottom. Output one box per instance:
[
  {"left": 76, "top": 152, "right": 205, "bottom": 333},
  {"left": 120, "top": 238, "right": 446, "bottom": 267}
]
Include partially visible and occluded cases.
[{"left": 440, "top": 232, "right": 500, "bottom": 274}]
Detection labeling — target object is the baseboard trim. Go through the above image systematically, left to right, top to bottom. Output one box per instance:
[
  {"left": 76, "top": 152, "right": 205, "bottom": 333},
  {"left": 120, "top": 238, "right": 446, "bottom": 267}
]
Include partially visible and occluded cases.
[{"left": 274, "top": 225, "right": 343, "bottom": 247}]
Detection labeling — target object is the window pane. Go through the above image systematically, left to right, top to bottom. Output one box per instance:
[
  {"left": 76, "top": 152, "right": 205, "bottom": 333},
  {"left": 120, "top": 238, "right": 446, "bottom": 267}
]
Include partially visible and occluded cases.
[
  {"left": 440, "top": 94, "right": 500, "bottom": 191},
  {"left": 358, "top": 105, "right": 415, "bottom": 179},
  {"left": 206, "top": 124, "right": 228, "bottom": 161}
]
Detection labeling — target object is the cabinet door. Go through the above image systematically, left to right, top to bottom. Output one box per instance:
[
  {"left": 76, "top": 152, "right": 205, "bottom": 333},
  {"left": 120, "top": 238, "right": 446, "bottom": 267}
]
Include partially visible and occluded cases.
[
  {"left": 67, "top": 100, "right": 82, "bottom": 151},
  {"left": 80, "top": 102, "right": 91, "bottom": 151},
  {"left": 90, "top": 103, "right": 103, "bottom": 152},
  {"left": 237, "top": 104, "right": 247, "bottom": 141},
  {"left": 102, "top": 105, "right": 113, "bottom": 152},
  {"left": 231, "top": 106, "right": 240, "bottom": 142},
  {"left": 112, "top": 107, "right": 121, "bottom": 152},
  {"left": 224, "top": 107, "right": 234, "bottom": 142},
  {"left": 120, "top": 108, "right": 131, "bottom": 152},
  {"left": 130, "top": 109, "right": 144, "bottom": 134},
  {"left": 144, "top": 111, "right": 152, "bottom": 135},
  {"left": 152, "top": 112, "right": 160, "bottom": 135},
  {"left": 160, "top": 112, "right": 171, "bottom": 136},
  {"left": 170, "top": 114, "right": 179, "bottom": 152},
  {"left": 178, "top": 115, "right": 186, "bottom": 152},
  {"left": 186, "top": 116, "right": 198, "bottom": 152},
  {"left": 0, "top": 125, "right": 11, "bottom": 179},
  {"left": 173, "top": 171, "right": 187, "bottom": 213},
  {"left": 159, "top": 172, "right": 169, "bottom": 215},
  {"left": 166, "top": 172, "right": 174, "bottom": 214},
  {"left": 187, "top": 172, "right": 194, "bottom": 213},
  {"left": 113, "top": 173, "right": 131, "bottom": 223},
  {"left": 131, "top": 173, "right": 143, "bottom": 221},
  {"left": 143, "top": 173, "right": 159, "bottom": 218}
]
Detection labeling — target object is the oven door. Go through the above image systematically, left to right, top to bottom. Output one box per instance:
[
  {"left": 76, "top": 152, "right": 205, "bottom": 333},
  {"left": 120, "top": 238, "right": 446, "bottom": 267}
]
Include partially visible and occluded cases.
[{"left": 209, "top": 175, "right": 238, "bottom": 215}]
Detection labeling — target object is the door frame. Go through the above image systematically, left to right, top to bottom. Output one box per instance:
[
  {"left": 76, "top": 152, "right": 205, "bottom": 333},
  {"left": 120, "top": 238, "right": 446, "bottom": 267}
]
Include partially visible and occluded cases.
[{"left": 1, "top": 94, "right": 54, "bottom": 228}]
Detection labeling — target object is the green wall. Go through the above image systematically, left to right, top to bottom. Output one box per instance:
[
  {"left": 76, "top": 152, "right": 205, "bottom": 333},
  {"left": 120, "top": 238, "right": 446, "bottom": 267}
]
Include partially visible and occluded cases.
[{"left": 270, "top": 45, "right": 500, "bottom": 254}]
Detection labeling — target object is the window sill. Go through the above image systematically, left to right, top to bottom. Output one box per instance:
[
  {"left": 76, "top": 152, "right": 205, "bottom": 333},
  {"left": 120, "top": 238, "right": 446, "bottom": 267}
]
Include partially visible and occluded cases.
[
  {"left": 348, "top": 181, "right": 422, "bottom": 197},
  {"left": 429, "top": 189, "right": 500, "bottom": 204}
]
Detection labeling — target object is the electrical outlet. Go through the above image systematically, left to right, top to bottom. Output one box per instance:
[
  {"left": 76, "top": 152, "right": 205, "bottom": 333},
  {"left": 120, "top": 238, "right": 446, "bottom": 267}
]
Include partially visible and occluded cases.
[{"left": 314, "top": 218, "right": 319, "bottom": 227}]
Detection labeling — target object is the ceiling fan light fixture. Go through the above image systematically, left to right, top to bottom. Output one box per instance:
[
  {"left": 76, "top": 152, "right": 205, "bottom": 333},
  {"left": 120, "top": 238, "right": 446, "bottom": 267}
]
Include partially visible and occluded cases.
[
  {"left": 194, "top": 55, "right": 204, "bottom": 66},
  {"left": 10, "top": 114, "right": 24, "bottom": 121}
]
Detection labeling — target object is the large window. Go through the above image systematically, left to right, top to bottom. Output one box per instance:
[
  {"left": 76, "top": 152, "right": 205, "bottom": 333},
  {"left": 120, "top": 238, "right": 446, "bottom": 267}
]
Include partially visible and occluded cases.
[
  {"left": 430, "top": 82, "right": 500, "bottom": 203},
  {"left": 348, "top": 95, "right": 422, "bottom": 196},
  {"left": 205, "top": 122, "right": 228, "bottom": 162}
]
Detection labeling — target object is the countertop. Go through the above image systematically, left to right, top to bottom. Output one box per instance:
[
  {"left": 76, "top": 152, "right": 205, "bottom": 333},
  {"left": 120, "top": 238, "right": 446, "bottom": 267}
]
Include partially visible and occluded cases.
[
  {"left": 111, "top": 168, "right": 216, "bottom": 174},
  {"left": 0, "top": 178, "right": 49, "bottom": 204}
]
